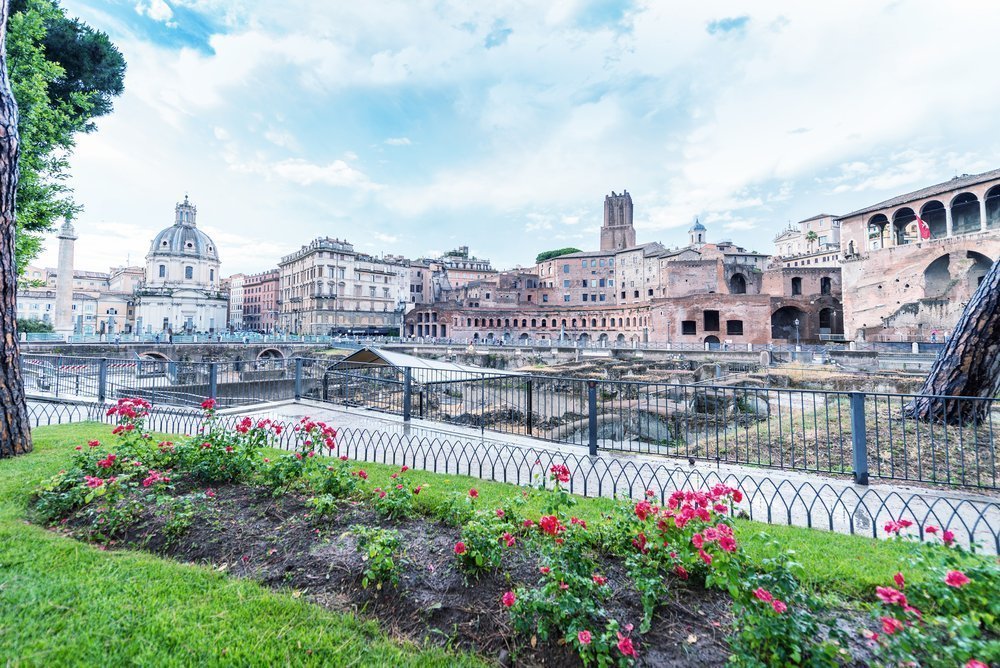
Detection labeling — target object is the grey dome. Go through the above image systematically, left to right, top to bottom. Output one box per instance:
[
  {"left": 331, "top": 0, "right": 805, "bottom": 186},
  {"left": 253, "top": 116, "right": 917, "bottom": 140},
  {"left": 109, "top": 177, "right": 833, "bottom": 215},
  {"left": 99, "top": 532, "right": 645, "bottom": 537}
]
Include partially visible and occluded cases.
[
  {"left": 148, "top": 196, "right": 219, "bottom": 260},
  {"left": 149, "top": 224, "right": 219, "bottom": 260}
]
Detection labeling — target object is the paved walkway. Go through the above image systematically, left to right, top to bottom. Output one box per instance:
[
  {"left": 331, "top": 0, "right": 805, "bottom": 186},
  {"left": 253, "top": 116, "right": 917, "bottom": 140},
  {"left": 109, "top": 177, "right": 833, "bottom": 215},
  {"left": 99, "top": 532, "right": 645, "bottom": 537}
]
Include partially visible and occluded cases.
[{"left": 226, "top": 399, "right": 1000, "bottom": 553}]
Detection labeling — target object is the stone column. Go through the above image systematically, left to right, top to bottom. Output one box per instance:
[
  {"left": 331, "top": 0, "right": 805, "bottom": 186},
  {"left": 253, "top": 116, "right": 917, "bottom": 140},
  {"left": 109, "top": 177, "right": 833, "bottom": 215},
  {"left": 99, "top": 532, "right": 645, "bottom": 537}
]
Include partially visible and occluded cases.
[
  {"left": 979, "top": 197, "right": 988, "bottom": 232},
  {"left": 945, "top": 207, "right": 953, "bottom": 237},
  {"left": 53, "top": 220, "right": 77, "bottom": 339}
]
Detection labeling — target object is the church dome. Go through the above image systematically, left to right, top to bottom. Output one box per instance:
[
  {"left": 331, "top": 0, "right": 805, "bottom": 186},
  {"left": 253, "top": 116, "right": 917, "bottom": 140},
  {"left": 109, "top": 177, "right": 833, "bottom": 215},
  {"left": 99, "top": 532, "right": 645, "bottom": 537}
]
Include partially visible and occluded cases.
[
  {"left": 148, "top": 196, "right": 219, "bottom": 261},
  {"left": 689, "top": 218, "right": 706, "bottom": 232}
]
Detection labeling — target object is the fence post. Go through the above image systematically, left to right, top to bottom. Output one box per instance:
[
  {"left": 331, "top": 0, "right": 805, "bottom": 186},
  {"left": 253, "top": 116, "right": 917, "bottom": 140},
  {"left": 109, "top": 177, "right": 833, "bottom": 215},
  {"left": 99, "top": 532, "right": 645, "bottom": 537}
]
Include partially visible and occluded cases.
[
  {"left": 54, "top": 356, "right": 62, "bottom": 398},
  {"left": 98, "top": 358, "right": 108, "bottom": 402},
  {"left": 294, "top": 358, "right": 303, "bottom": 400},
  {"left": 209, "top": 362, "right": 218, "bottom": 400},
  {"left": 403, "top": 367, "right": 412, "bottom": 421},
  {"left": 322, "top": 374, "right": 329, "bottom": 401},
  {"left": 526, "top": 378, "right": 533, "bottom": 436},
  {"left": 587, "top": 380, "right": 598, "bottom": 456},
  {"left": 849, "top": 392, "right": 869, "bottom": 485}
]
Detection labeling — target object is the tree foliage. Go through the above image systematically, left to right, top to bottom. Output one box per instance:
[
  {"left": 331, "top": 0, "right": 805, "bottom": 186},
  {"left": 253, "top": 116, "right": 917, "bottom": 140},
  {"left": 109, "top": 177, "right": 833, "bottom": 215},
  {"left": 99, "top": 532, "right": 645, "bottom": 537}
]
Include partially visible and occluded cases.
[
  {"left": 6, "top": 0, "right": 124, "bottom": 271},
  {"left": 535, "top": 248, "right": 582, "bottom": 264},
  {"left": 16, "top": 317, "right": 52, "bottom": 332}
]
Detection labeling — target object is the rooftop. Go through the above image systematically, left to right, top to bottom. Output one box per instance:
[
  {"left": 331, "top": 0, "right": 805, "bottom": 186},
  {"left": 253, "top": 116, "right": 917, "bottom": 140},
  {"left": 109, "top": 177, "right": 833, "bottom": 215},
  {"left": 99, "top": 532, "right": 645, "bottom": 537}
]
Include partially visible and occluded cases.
[{"left": 838, "top": 167, "right": 1000, "bottom": 219}]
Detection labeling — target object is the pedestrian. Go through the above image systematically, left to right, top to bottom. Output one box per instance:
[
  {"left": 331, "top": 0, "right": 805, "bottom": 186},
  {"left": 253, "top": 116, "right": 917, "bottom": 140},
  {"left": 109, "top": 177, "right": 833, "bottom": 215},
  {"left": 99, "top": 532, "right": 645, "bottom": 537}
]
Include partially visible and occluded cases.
[{"left": 930, "top": 330, "right": 937, "bottom": 343}]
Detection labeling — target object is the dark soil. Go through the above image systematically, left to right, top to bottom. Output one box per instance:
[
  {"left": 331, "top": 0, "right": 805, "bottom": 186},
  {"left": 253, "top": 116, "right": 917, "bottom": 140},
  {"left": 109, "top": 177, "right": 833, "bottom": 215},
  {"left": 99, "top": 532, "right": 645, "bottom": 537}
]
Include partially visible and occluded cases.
[{"left": 62, "top": 484, "right": 734, "bottom": 666}]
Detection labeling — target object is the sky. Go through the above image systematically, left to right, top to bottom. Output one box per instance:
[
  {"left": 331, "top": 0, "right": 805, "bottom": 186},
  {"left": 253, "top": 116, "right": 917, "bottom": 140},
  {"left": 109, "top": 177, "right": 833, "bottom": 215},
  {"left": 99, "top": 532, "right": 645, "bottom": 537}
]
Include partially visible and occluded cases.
[{"left": 33, "top": 0, "right": 1000, "bottom": 275}]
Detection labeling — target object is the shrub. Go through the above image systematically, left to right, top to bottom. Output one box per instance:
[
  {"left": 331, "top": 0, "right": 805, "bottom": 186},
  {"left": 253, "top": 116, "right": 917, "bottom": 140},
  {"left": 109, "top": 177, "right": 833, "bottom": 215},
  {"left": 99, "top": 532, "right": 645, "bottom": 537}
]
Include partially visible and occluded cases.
[
  {"left": 175, "top": 403, "right": 276, "bottom": 485},
  {"left": 312, "top": 457, "right": 360, "bottom": 498},
  {"left": 372, "top": 467, "right": 417, "bottom": 519},
  {"left": 454, "top": 510, "right": 514, "bottom": 575},
  {"left": 864, "top": 521, "right": 1000, "bottom": 667},
  {"left": 352, "top": 526, "right": 403, "bottom": 590},
  {"left": 727, "top": 547, "right": 844, "bottom": 667}
]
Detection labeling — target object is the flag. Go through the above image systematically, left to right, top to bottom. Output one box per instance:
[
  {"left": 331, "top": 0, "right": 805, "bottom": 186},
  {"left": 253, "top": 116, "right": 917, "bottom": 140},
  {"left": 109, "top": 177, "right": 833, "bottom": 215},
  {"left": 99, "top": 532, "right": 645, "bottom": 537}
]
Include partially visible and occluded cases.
[{"left": 915, "top": 214, "right": 931, "bottom": 240}]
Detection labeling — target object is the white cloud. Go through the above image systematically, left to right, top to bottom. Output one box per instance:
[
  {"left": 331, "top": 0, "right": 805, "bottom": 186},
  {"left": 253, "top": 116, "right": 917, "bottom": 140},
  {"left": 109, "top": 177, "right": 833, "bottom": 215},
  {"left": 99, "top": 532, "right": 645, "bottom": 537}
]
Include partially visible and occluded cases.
[
  {"left": 51, "top": 0, "right": 1000, "bottom": 274},
  {"left": 135, "top": 0, "right": 174, "bottom": 23}
]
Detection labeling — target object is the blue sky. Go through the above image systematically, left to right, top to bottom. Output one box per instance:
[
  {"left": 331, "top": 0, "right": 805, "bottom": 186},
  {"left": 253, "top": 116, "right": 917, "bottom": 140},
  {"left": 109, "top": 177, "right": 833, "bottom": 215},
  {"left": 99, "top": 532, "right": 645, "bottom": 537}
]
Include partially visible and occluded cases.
[{"left": 39, "top": 0, "right": 1000, "bottom": 275}]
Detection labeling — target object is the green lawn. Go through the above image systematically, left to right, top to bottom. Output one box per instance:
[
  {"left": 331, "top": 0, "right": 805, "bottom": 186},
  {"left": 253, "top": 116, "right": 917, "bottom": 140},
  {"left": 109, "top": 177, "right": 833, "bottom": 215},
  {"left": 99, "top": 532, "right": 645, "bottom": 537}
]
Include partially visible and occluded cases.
[
  {"left": 0, "top": 421, "right": 927, "bottom": 666},
  {"left": 0, "top": 424, "right": 484, "bottom": 668}
]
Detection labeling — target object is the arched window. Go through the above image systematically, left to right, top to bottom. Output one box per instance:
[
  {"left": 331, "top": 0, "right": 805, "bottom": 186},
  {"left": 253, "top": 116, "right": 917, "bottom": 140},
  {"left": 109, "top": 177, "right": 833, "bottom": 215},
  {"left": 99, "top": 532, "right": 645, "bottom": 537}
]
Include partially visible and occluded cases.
[
  {"left": 158, "top": 265, "right": 166, "bottom": 278},
  {"left": 185, "top": 266, "right": 193, "bottom": 280},
  {"left": 210, "top": 269, "right": 214, "bottom": 282}
]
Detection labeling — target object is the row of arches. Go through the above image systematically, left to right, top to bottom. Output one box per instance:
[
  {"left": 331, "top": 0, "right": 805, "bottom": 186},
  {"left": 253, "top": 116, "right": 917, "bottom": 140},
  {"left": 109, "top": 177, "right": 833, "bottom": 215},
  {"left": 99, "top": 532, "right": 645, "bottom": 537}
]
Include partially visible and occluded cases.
[
  {"left": 861, "top": 187, "right": 1000, "bottom": 252},
  {"left": 770, "top": 306, "right": 842, "bottom": 340},
  {"left": 465, "top": 315, "right": 649, "bottom": 330},
  {"left": 474, "top": 332, "right": 640, "bottom": 345}
]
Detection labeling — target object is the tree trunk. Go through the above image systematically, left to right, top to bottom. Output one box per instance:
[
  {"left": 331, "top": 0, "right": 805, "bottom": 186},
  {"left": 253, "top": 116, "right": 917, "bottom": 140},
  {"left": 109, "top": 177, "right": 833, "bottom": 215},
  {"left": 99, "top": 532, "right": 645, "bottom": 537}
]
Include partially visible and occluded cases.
[
  {"left": 0, "top": 0, "right": 32, "bottom": 458},
  {"left": 903, "top": 257, "right": 1000, "bottom": 423}
]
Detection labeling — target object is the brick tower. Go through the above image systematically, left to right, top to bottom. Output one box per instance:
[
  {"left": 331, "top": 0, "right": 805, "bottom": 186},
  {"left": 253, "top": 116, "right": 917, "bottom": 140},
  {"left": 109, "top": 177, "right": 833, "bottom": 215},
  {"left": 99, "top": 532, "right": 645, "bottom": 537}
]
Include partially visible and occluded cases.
[{"left": 600, "top": 190, "right": 635, "bottom": 251}]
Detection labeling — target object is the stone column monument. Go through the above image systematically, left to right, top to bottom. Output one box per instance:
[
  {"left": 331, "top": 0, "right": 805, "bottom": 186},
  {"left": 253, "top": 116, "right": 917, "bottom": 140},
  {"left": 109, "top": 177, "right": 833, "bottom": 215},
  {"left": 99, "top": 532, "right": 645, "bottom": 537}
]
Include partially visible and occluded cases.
[{"left": 53, "top": 219, "right": 77, "bottom": 339}]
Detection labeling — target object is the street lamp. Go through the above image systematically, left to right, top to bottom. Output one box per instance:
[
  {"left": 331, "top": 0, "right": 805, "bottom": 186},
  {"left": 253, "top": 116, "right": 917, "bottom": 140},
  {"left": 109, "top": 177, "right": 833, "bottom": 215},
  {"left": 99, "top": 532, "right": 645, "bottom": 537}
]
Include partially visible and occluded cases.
[{"left": 794, "top": 318, "right": 800, "bottom": 350}]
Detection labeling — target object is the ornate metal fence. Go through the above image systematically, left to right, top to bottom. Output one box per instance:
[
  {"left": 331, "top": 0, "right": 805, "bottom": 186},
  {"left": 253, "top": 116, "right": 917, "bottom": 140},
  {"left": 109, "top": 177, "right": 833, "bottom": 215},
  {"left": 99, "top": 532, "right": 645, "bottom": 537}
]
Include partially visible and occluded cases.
[
  {"left": 22, "top": 354, "right": 1000, "bottom": 491},
  {"left": 24, "top": 399, "right": 1000, "bottom": 553}
]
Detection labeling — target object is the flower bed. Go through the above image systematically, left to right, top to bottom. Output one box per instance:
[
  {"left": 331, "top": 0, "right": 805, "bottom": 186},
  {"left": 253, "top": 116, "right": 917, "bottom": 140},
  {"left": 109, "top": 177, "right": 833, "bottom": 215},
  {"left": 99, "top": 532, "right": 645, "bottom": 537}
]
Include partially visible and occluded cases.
[{"left": 30, "top": 398, "right": 999, "bottom": 667}]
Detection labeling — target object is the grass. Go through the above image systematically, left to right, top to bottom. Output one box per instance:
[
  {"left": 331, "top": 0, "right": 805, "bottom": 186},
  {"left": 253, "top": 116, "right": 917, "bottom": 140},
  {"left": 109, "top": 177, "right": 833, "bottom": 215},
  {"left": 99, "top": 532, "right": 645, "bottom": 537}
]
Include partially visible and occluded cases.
[
  {"left": 0, "top": 421, "right": 953, "bottom": 665},
  {"left": 0, "top": 424, "right": 484, "bottom": 668}
]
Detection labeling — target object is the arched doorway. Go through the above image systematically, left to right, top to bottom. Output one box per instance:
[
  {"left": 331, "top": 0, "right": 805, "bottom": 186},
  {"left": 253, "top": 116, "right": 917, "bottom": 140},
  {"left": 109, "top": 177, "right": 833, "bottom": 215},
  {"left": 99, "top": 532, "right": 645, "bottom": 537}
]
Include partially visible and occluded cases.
[
  {"left": 985, "top": 186, "right": 1000, "bottom": 229},
  {"left": 951, "top": 193, "right": 981, "bottom": 235},
  {"left": 920, "top": 201, "right": 947, "bottom": 239},
  {"left": 892, "top": 207, "right": 918, "bottom": 246},
  {"left": 867, "top": 214, "right": 890, "bottom": 250},
  {"left": 967, "top": 251, "right": 994, "bottom": 291},
  {"left": 923, "top": 255, "right": 951, "bottom": 298},
  {"left": 729, "top": 273, "right": 747, "bottom": 294},
  {"left": 771, "top": 306, "right": 806, "bottom": 340},
  {"left": 818, "top": 308, "right": 837, "bottom": 335},
  {"left": 518, "top": 333, "right": 529, "bottom": 343},
  {"left": 578, "top": 333, "right": 590, "bottom": 345},
  {"left": 598, "top": 333, "right": 609, "bottom": 346},
  {"left": 615, "top": 333, "right": 626, "bottom": 345},
  {"left": 704, "top": 335, "right": 720, "bottom": 350}
]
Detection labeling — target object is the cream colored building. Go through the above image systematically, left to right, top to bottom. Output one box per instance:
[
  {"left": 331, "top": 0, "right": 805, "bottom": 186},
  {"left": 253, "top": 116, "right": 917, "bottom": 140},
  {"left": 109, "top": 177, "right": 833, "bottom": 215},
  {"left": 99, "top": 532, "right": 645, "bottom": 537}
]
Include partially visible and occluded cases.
[{"left": 278, "top": 237, "right": 410, "bottom": 335}]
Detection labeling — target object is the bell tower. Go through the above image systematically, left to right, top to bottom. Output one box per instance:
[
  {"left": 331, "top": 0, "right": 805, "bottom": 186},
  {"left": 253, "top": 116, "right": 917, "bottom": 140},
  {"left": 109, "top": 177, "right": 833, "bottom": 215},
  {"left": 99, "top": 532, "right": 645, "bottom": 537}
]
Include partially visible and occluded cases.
[{"left": 600, "top": 190, "right": 636, "bottom": 251}]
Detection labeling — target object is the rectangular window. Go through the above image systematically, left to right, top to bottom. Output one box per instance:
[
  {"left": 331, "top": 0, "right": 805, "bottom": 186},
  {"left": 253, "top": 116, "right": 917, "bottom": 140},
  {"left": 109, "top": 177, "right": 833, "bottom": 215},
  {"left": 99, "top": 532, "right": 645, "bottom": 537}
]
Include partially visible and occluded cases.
[
  {"left": 591, "top": 259, "right": 597, "bottom": 267},
  {"left": 599, "top": 259, "right": 606, "bottom": 266},
  {"left": 582, "top": 260, "right": 588, "bottom": 267},
  {"left": 563, "top": 264, "right": 570, "bottom": 273},
  {"left": 599, "top": 278, "right": 606, "bottom": 287},
  {"left": 563, "top": 279, "right": 570, "bottom": 288},
  {"left": 582, "top": 279, "right": 588, "bottom": 287},
  {"left": 608, "top": 279, "right": 614, "bottom": 286},
  {"left": 647, "top": 288, "right": 653, "bottom": 296},
  {"left": 633, "top": 290, "right": 639, "bottom": 298},
  {"left": 621, "top": 291, "right": 626, "bottom": 299},
  {"left": 563, "top": 294, "right": 570, "bottom": 302},
  {"left": 582, "top": 294, "right": 588, "bottom": 301},
  {"left": 599, "top": 294, "right": 606, "bottom": 302},
  {"left": 704, "top": 310, "right": 720, "bottom": 331},
  {"left": 681, "top": 320, "right": 697, "bottom": 335},
  {"left": 726, "top": 320, "right": 744, "bottom": 335}
]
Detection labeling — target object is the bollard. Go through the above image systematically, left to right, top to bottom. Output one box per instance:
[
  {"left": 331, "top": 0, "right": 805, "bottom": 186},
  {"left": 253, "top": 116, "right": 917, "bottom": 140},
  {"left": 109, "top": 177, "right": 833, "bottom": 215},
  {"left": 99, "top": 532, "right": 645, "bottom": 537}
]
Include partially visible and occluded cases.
[
  {"left": 587, "top": 380, "right": 598, "bottom": 456},
  {"left": 849, "top": 392, "right": 869, "bottom": 485}
]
